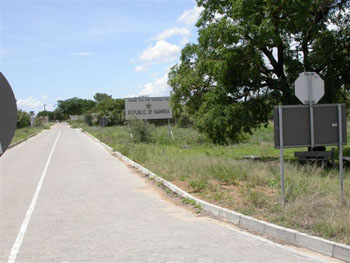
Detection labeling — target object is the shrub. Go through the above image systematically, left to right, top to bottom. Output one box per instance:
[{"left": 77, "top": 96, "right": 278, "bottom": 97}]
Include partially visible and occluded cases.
[
  {"left": 17, "top": 110, "right": 31, "bottom": 128},
  {"left": 176, "top": 111, "right": 193, "bottom": 128},
  {"left": 84, "top": 114, "right": 94, "bottom": 126},
  {"left": 34, "top": 116, "right": 45, "bottom": 127},
  {"left": 129, "top": 118, "right": 154, "bottom": 143},
  {"left": 209, "top": 165, "right": 238, "bottom": 185},
  {"left": 189, "top": 180, "right": 207, "bottom": 192},
  {"left": 246, "top": 189, "right": 267, "bottom": 208}
]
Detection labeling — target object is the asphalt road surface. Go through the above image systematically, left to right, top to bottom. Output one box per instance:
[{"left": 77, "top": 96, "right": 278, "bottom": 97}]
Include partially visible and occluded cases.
[{"left": 0, "top": 124, "right": 339, "bottom": 262}]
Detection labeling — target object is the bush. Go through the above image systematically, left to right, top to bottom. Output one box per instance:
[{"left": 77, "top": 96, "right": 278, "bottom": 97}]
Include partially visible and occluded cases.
[
  {"left": 17, "top": 110, "right": 31, "bottom": 128},
  {"left": 176, "top": 111, "right": 193, "bottom": 128},
  {"left": 84, "top": 114, "right": 94, "bottom": 126},
  {"left": 34, "top": 116, "right": 45, "bottom": 127},
  {"left": 129, "top": 118, "right": 155, "bottom": 143},
  {"left": 209, "top": 165, "right": 238, "bottom": 185},
  {"left": 189, "top": 180, "right": 207, "bottom": 192}
]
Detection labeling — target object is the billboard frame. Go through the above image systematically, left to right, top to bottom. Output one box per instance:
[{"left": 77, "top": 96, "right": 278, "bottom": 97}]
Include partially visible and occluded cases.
[
  {"left": 124, "top": 96, "right": 174, "bottom": 141},
  {"left": 275, "top": 103, "right": 346, "bottom": 205},
  {"left": 274, "top": 104, "right": 347, "bottom": 149}
]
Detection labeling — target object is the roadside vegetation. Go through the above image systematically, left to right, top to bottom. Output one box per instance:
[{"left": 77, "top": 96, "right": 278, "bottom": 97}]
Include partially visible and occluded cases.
[
  {"left": 10, "top": 109, "right": 51, "bottom": 145},
  {"left": 71, "top": 121, "right": 350, "bottom": 245},
  {"left": 11, "top": 124, "right": 50, "bottom": 145}
]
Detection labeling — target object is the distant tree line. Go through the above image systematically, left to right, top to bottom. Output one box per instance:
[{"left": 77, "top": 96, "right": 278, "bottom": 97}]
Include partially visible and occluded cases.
[{"left": 36, "top": 93, "right": 125, "bottom": 126}]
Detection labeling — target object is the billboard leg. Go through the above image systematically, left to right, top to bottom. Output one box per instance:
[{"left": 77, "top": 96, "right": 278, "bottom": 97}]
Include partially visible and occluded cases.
[
  {"left": 338, "top": 104, "right": 344, "bottom": 205},
  {"left": 279, "top": 107, "right": 285, "bottom": 207},
  {"left": 168, "top": 119, "right": 175, "bottom": 141},
  {"left": 127, "top": 121, "right": 133, "bottom": 141}
]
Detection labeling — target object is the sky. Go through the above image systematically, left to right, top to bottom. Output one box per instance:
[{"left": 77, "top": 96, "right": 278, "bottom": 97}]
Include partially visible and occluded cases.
[{"left": 0, "top": 0, "right": 203, "bottom": 112}]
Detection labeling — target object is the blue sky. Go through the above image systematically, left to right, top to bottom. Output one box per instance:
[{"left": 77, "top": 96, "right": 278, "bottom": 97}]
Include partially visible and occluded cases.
[{"left": 0, "top": 0, "right": 202, "bottom": 112}]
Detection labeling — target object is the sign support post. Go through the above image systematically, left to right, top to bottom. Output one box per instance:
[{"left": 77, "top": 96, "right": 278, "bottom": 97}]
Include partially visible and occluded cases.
[
  {"left": 307, "top": 73, "right": 315, "bottom": 148},
  {"left": 338, "top": 104, "right": 344, "bottom": 205},
  {"left": 279, "top": 106, "right": 285, "bottom": 206},
  {"left": 168, "top": 119, "right": 175, "bottom": 141},
  {"left": 127, "top": 120, "right": 133, "bottom": 141}
]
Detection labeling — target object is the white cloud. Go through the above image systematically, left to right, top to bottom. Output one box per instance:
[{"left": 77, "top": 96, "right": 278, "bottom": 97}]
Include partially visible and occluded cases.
[
  {"left": 178, "top": 6, "right": 204, "bottom": 25},
  {"left": 153, "top": 27, "right": 190, "bottom": 41},
  {"left": 140, "top": 40, "right": 180, "bottom": 63},
  {"left": 71, "top": 52, "right": 93, "bottom": 57},
  {"left": 134, "top": 65, "right": 149, "bottom": 72},
  {"left": 150, "top": 72, "right": 159, "bottom": 77},
  {"left": 138, "top": 73, "right": 171, "bottom": 97},
  {"left": 41, "top": 94, "right": 48, "bottom": 100},
  {"left": 17, "top": 97, "right": 43, "bottom": 109},
  {"left": 17, "top": 97, "right": 54, "bottom": 113}
]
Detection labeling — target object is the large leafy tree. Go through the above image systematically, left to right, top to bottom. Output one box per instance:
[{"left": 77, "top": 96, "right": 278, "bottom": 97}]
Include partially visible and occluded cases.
[{"left": 169, "top": 0, "right": 350, "bottom": 144}]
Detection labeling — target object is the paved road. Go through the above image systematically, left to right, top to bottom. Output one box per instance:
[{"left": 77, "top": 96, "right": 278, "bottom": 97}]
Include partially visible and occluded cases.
[{"left": 0, "top": 124, "right": 335, "bottom": 262}]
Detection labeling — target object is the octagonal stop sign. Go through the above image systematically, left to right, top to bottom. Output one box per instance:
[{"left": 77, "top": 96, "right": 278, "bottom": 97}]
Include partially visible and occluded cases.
[
  {"left": 0, "top": 72, "right": 17, "bottom": 157},
  {"left": 295, "top": 72, "right": 324, "bottom": 104}
]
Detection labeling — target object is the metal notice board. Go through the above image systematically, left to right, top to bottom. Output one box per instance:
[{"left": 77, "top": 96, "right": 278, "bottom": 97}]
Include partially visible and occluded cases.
[
  {"left": 124, "top": 96, "right": 175, "bottom": 141},
  {"left": 125, "top": 97, "right": 173, "bottom": 120},
  {"left": 274, "top": 103, "right": 347, "bottom": 205},
  {"left": 274, "top": 104, "right": 347, "bottom": 148}
]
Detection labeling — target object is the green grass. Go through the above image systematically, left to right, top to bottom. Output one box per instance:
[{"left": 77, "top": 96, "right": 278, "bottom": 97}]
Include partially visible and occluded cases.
[
  {"left": 72, "top": 121, "right": 350, "bottom": 245},
  {"left": 11, "top": 125, "right": 51, "bottom": 145}
]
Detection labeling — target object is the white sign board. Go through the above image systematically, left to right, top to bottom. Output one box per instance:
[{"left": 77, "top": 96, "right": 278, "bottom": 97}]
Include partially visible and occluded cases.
[
  {"left": 295, "top": 72, "right": 324, "bottom": 104},
  {"left": 125, "top": 97, "right": 173, "bottom": 120}
]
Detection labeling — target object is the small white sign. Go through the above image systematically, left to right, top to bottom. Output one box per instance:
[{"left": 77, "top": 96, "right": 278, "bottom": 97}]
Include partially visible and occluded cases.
[{"left": 125, "top": 97, "right": 173, "bottom": 120}]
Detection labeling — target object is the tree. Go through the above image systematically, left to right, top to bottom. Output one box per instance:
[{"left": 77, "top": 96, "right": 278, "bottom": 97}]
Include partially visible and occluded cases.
[
  {"left": 169, "top": 0, "right": 350, "bottom": 144},
  {"left": 94, "top": 93, "right": 112, "bottom": 103},
  {"left": 57, "top": 97, "right": 96, "bottom": 119},
  {"left": 94, "top": 98, "right": 125, "bottom": 125},
  {"left": 52, "top": 109, "right": 65, "bottom": 121},
  {"left": 17, "top": 110, "right": 31, "bottom": 128},
  {"left": 37, "top": 110, "right": 49, "bottom": 117}
]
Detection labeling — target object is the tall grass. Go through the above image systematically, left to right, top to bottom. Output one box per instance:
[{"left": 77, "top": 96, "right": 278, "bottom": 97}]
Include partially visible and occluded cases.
[{"left": 11, "top": 125, "right": 50, "bottom": 144}]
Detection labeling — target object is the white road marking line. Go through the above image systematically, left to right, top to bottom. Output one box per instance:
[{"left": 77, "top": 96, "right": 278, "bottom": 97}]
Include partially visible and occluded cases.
[{"left": 7, "top": 130, "right": 61, "bottom": 263}]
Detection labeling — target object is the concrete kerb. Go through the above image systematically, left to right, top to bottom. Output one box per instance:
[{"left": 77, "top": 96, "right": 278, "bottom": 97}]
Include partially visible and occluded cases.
[{"left": 83, "top": 130, "right": 350, "bottom": 262}]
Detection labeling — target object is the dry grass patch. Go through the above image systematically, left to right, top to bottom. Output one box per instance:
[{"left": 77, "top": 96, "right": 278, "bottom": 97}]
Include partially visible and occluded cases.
[{"left": 166, "top": 159, "right": 350, "bottom": 244}]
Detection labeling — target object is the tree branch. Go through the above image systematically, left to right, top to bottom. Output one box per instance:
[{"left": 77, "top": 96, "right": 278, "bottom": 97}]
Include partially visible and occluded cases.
[{"left": 260, "top": 47, "right": 281, "bottom": 77}]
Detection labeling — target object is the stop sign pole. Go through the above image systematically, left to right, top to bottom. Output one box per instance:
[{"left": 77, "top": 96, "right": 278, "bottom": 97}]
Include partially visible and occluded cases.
[
  {"left": 293, "top": 72, "right": 344, "bottom": 205},
  {"left": 295, "top": 72, "right": 325, "bottom": 148},
  {"left": 307, "top": 73, "right": 315, "bottom": 147}
]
